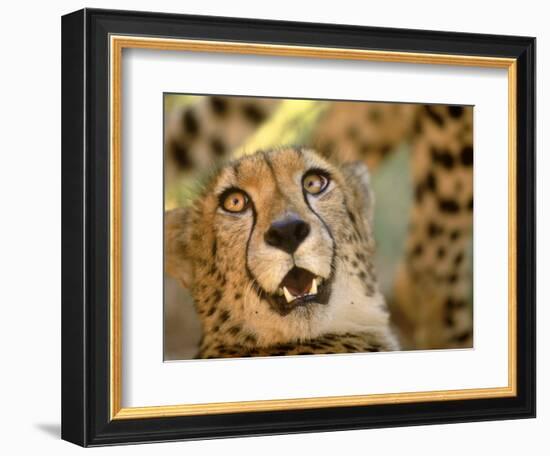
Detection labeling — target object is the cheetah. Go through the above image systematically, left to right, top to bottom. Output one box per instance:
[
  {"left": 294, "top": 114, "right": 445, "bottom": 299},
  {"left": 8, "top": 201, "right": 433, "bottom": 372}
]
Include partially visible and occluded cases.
[
  {"left": 165, "top": 96, "right": 474, "bottom": 355},
  {"left": 165, "top": 147, "right": 399, "bottom": 357}
]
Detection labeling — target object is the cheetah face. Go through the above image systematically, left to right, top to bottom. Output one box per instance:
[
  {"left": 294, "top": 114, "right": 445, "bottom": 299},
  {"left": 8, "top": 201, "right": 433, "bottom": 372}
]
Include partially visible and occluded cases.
[
  {"left": 166, "top": 147, "right": 384, "bottom": 345},
  {"left": 219, "top": 151, "right": 337, "bottom": 317}
]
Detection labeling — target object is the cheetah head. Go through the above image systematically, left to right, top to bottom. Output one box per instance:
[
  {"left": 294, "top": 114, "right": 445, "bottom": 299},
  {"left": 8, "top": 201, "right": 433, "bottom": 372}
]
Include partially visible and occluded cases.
[{"left": 165, "top": 148, "right": 390, "bottom": 347}]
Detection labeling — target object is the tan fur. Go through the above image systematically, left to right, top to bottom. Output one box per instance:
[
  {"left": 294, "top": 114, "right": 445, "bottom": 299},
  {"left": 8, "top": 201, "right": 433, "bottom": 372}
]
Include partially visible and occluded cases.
[
  {"left": 165, "top": 96, "right": 279, "bottom": 184},
  {"left": 165, "top": 98, "right": 474, "bottom": 351},
  {"left": 316, "top": 103, "right": 473, "bottom": 349},
  {"left": 394, "top": 105, "right": 473, "bottom": 348},
  {"left": 165, "top": 148, "right": 398, "bottom": 358}
]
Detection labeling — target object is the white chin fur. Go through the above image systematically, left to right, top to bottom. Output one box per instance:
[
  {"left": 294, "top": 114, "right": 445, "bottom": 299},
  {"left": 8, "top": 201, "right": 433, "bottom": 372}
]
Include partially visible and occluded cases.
[{"left": 319, "top": 271, "right": 389, "bottom": 335}]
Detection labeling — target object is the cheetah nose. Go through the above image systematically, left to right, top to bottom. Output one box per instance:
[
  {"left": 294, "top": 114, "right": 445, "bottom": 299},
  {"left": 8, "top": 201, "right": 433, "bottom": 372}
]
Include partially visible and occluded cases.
[{"left": 264, "top": 216, "right": 311, "bottom": 254}]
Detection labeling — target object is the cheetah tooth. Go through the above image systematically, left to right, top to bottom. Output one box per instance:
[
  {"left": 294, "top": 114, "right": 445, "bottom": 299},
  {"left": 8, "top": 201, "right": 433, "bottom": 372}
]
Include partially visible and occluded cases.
[
  {"left": 310, "top": 278, "right": 318, "bottom": 295},
  {"left": 283, "top": 287, "right": 294, "bottom": 303}
]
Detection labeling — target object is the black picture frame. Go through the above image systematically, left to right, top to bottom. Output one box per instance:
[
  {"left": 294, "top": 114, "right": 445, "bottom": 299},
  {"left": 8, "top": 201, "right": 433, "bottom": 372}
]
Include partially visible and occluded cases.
[{"left": 62, "top": 8, "right": 536, "bottom": 447}]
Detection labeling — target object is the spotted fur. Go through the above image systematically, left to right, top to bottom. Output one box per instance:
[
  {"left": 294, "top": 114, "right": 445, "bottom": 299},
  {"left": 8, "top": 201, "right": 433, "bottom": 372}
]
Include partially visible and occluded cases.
[
  {"left": 165, "top": 97, "right": 473, "bottom": 353},
  {"left": 314, "top": 102, "right": 474, "bottom": 349},
  {"left": 165, "top": 148, "right": 399, "bottom": 358}
]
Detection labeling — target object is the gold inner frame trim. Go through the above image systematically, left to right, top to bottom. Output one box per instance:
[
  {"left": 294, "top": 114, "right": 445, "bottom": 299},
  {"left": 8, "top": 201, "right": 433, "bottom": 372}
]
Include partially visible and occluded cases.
[{"left": 109, "top": 35, "right": 518, "bottom": 421}]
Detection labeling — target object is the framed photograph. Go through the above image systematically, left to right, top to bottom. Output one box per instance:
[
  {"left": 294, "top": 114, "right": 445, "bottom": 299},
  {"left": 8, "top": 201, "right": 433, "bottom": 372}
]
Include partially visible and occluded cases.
[{"left": 61, "top": 8, "right": 535, "bottom": 447}]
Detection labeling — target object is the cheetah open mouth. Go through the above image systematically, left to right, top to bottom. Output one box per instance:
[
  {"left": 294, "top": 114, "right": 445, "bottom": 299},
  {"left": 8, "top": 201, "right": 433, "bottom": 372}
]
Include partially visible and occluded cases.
[
  {"left": 267, "top": 266, "right": 332, "bottom": 316},
  {"left": 277, "top": 267, "right": 322, "bottom": 303}
]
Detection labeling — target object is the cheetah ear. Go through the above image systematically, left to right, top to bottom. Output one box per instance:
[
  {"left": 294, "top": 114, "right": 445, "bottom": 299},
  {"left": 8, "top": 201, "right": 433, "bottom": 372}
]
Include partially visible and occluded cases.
[
  {"left": 341, "top": 161, "right": 375, "bottom": 224},
  {"left": 165, "top": 207, "right": 194, "bottom": 289}
]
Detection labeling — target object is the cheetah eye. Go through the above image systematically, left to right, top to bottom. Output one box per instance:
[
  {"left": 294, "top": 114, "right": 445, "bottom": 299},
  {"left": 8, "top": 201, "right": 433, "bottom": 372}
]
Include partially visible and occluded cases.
[
  {"left": 303, "top": 172, "right": 329, "bottom": 195},
  {"left": 221, "top": 190, "right": 249, "bottom": 213}
]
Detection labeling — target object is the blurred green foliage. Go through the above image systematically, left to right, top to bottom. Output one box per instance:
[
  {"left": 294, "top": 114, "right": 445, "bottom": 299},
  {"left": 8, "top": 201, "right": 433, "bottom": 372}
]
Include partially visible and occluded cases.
[{"left": 371, "top": 145, "right": 412, "bottom": 294}]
